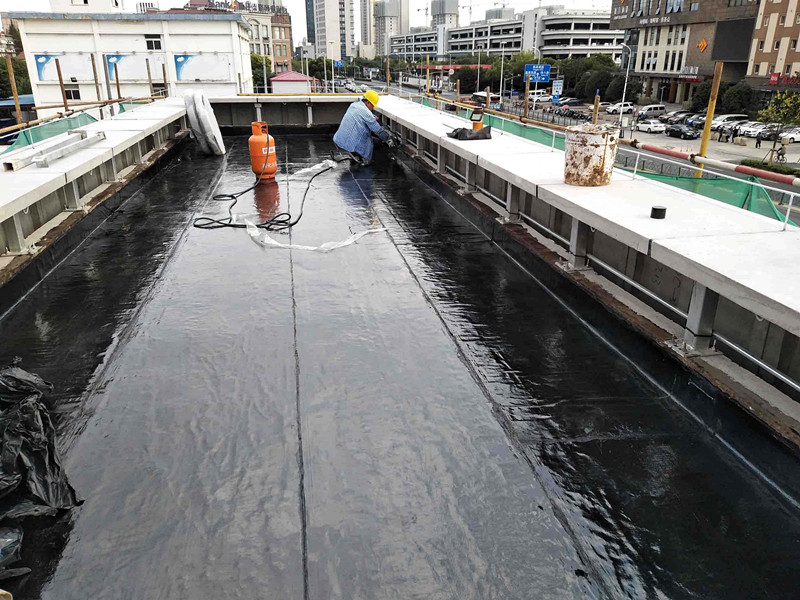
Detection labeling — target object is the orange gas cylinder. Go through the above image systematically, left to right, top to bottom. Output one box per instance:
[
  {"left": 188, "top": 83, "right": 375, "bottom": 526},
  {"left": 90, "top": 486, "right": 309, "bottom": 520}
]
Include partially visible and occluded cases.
[{"left": 249, "top": 121, "right": 278, "bottom": 181}]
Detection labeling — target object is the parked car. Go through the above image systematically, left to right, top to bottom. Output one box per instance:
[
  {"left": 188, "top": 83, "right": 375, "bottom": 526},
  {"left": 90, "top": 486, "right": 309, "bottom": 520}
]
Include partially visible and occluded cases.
[
  {"left": 360, "top": 84, "right": 369, "bottom": 92},
  {"left": 528, "top": 89, "right": 552, "bottom": 103},
  {"left": 555, "top": 97, "right": 576, "bottom": 105},
  {"left": 560, "top": 97, "right": 583, "bottom": 106},
  {"left": 598, "top": 101, "right": 612, "bottom": 108},
  {"left": 606, "top": 101, "right": 634, "bottom": 114},
  {"left": 637, "top": 104, "right": 667, "bottom": 119},
  {"left": 660, "top": 110, "right": 690, "bottom": 123},
  {"left": 669, "top": 112, "right": 696, "bottom": 124},
  {"left": 686, "top": 112, "right": 707, "bottom": 127},
  {"left": 710, "top": 114, "right": 748, "bottom": 131},
  {"left": 635, "top": 119, "right": 666, "bottom": 133},
  {"left": 742, "top": 122, "right": 771, "bottom": 137},
  {"left": 666, "top": 124, "right": 700, "bottom": 139},
  {"left": 781, "top": 127, "right": 800, "bottom": 143}
]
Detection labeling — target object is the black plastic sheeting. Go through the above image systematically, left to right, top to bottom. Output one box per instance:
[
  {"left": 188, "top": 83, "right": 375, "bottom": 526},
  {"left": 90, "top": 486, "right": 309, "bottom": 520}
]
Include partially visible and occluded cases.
[{"left": 0, "top": 359, "right": 80, "bottom": 580}]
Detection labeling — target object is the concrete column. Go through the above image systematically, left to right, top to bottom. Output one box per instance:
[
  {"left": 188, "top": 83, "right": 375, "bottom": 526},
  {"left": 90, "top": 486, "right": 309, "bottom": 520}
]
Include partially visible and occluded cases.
[
  {"left": 255, "top": 102, "right": 262, "bottom": 122},
  {"left": 306, "top": 104, "right": 313, "bottom": 126},
  {"left": 133, "top": 142, "right": 143, "bottom": 164},
  {"left": 437, "top": 144, "right": 446, "bottom": 174},
  {"left": 465, "top": 161, "right": 476, "bottom": 188},
  {"left": 65, "top": 180, "right": 82, "bottom": 210},
  {"left": 504, "top": 182, "right": 521, "bottom": 222},
  {"left": 1, "top": 215, "right": 27, "bottom": 253},
  {"left": 567, "top": 218, "right": 591, "bottom": 270},
  {"left": 683, "top": 283, "right": 719, "bottom": 351}
]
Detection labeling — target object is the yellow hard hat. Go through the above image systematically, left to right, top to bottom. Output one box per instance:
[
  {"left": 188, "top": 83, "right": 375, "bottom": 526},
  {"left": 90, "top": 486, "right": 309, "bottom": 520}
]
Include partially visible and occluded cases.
[{"left": 364, "top": 90, "right": 379, "bottom": 107}]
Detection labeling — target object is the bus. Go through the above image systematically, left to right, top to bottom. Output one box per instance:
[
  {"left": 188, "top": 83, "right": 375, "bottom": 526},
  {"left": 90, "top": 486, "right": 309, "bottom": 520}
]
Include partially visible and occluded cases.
[{"left": 471, "top": 91, "right": 500, "bottom": 107}]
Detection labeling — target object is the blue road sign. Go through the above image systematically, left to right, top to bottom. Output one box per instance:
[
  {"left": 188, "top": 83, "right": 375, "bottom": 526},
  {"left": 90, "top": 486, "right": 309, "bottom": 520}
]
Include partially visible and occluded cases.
[
  {"left": 334, "top": 60, "right": 344, "bottom": 67},
  {"left": 524, "top": 63, "right": 551, "bottom": 83}
]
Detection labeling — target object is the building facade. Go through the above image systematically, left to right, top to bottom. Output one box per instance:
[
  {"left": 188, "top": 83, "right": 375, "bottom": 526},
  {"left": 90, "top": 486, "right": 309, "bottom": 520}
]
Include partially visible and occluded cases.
[
  {"left": 313, "top": 0, "right": 353, "bottom": 60},
  {"left": 361, "top": 0, "right": 375, "bottom": 46},
  {"left": 375, "top": 0, "right": 399, "bottom": 56},
  {"left": 431, "top": 0, "right": 458, "bottom": 28},
  {"left": 611, "top": 0, "right": 757, "bottom": 103},
  {"left": 746, "top": 0, "right": 800, "bottom": 101},
  {"left": 241, "top": 9, "right": 293, "bottom": 73},
  {"left": 538, "top": 9, "right": 622, "bottom": 62},
  {"left": 11, "top": 11, "right": 253, "bottom": 116},
  {"left": 446, "top": 16, "right": 523, "bottom": 58},
  {"left": 390, "top": 24, "right": 446, "bottom": 59}
]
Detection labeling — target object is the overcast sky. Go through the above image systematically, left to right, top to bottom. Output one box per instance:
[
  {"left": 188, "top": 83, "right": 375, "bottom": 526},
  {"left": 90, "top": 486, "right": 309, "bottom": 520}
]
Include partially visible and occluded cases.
[{"left": 2, "top": 0, "right": 610, "bottom": 50}]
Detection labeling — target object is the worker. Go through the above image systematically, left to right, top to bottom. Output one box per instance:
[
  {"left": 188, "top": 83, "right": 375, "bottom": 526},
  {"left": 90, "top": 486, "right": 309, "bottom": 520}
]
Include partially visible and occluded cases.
[{"left": 333, "top": 90, "right": 394, "bottom": 164}]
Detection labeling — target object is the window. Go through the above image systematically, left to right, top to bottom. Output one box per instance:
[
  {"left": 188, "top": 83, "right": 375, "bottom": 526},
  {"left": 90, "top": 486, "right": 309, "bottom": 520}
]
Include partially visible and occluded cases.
[
  {"left": 71, "top": 0, "right": 89, "bottom": 4},
  {"left": 728, "top": 0, "right": 746, "bottom": 5},
  {"left": 689, "top": 2, "right": 698, "bottom": 10},
  {"left": 797, "top": 14, "right": 800, "bottom": 24},
  {"left": 763, "top": 15, "right": 770, "bottom": 27},
  {"left": 780, "top": 15, "right": 786, "bottom": 25},
  {"left": 681, "top": 24, "right": 687, "bottom": 44},
  {"left": 667, "top": 25, "right": 673, "bottom": 44},
  {"left": 655, "top": 27, "right": 661, "bottom": 44},
  {"left": 145, "top": 34, "right": 162, "bottom": 50},
  {"left": 793, "top": 39, "right": 798, "bottom": 49},
  {"left": 759, "top": 40, "right": 765, "bottom": 50},
  {"left": 775, "top": 40, "right": 781, "bottom": 50},
  {"left": 640, "top": 50, "right": 647, "bottom": 69},
  {"left": 677, "top": 50, "right": 683, "bottom": 70},
  {"left": 663, "top": 51, "right": 669, "bottom": 69},
  {"left": 670, "top": 51, "right": 677, "bottom": 70},
  {"left": 754, "top": 63, "right": 760, "bottom": 74},
  {"left": 769, "top": 63, "right": 776, "bottom": 72},
  {"left": 786, "top": 64, "right": 793, "bottom": 75},
  {"left": 153, "top": 82, "right": 166, "bottom": 96},
  {"left": 64, "top": 85, "right": 81, "bottom": 101}
]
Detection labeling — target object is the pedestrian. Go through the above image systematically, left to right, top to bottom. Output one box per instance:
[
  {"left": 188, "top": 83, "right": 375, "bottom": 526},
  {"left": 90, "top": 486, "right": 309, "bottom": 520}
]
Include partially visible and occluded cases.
[
  {"left": 731, "top": 126, "right": 738, "bottom": 143},
  {"left": 755, "top": 132, "right": 762, "bottom": 149}
]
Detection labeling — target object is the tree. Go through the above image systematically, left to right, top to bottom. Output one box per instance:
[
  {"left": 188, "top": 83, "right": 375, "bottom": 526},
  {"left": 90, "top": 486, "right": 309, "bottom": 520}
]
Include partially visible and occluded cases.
[
  {"left": 8, "top": 23, "right": 22, "bottom": 54},
  {"left": 587, "top": 53, "right": 616, "bottom": 71},
  {"left": 251, "top": 54, "right": 272, "bottom": 92},
  {"left": 0, "top": 58, "right": 31, "bottom": 98},
  {"left": 453, "top": 66, "right": 478, "bottom": 94},
  {"left": 584, "top": 70, "right": 614, "bottom": 101},
  {"left": 574, "top": 71, "right": 592, "bottom": 100},
  {"left": 604, "top": 74, "right": 643, "bottom": 102},
  {"left": 690, "top": 80, "right": 732, "bottom": 113},
  {"left": 718, "top": 82, "right": 752, "bottom": 114},
  {"left": 757, "top": 91, "right": 800, "bottom": 162}
]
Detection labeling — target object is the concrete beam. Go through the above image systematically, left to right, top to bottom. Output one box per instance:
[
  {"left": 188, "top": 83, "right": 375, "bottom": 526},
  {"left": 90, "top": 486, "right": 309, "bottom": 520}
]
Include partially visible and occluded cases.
[{"left": 568, "top": 218, "right": 591, "bottom": 270}]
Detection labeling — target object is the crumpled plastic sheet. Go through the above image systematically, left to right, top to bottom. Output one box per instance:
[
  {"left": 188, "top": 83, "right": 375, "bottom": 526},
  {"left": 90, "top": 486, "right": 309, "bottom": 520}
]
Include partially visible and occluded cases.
[
  {"left": 291, "top": 159, "right": 337, "bottom": 177},
  {"left": 246, "top": 221, "right": 386, "bottom": 253},
  {"left": 0, "top": 358, "right": 81, "bottom": 580}
]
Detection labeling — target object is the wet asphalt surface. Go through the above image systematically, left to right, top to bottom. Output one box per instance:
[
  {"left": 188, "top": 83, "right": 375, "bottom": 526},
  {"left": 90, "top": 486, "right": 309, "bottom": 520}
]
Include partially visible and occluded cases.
[{"left": 1, "top": 137, "right": 799, "bottom": 599}]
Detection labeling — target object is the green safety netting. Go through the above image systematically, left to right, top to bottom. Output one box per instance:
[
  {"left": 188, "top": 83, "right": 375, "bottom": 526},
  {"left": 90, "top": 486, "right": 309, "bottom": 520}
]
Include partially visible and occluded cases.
[
  {"left": 418, "top": 97, "right": 789, "bottom": 223},
  {"left": 118, "top": 101, "right": 150, "bottom": 112},
  {"left": 1, "top": 113, "right": 97, "bottom": 154}
]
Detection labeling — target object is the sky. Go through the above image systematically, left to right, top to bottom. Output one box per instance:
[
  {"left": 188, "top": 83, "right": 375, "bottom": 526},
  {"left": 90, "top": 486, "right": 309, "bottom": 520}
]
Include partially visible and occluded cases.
[{"left": 2, "top": 0, "right": 610, "bottom": 51}]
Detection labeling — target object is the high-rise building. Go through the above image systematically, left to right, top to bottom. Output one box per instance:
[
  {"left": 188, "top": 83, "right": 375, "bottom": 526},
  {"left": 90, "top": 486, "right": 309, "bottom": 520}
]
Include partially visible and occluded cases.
[
  {"left": 306, "top": 0, "right": 315, "bottom": 44},
  {"left": 314, "top": 0, "right": 353, "bottom": 60},
  {"left": 361, "top": 0, "right": 375, "bottom": 46},
  {"left": 375, "top": 0, "right": 400, "bottom": 55},
  {"left": 398, "top": 0, "right": 409, "bottom": 34},
  {"left": 431, "top": 0, "right": 458, "bottom": 28},
  {"left": 746, "top": 2, "right": 800, "bottom": 102},
  {"left": 485, "top": 7, "right": 514, "bottom": 21}
]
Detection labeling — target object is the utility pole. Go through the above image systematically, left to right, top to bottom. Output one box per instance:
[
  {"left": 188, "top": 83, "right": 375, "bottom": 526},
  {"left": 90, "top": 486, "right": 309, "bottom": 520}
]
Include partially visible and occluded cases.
[
  {"left": 386, "top": 54, "right": 391, "bottom": 93},
  {"left": 426, "top": 54, "right": 430, "bottom": 94},
  {"left": 695, "top": 62, "right": 723, "bottom": 177}
]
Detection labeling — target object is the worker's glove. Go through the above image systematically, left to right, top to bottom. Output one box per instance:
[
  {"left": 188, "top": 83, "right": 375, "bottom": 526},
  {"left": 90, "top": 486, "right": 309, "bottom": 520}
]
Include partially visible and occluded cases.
[{"left": 386, "top": 137, "right": 397, "bottom": 149}]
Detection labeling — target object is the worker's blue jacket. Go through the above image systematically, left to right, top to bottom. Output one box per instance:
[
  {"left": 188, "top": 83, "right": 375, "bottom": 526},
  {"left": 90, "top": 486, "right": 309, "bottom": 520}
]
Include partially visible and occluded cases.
[{"left": 333, "top": 100, "right": 389, "bottom": 161}]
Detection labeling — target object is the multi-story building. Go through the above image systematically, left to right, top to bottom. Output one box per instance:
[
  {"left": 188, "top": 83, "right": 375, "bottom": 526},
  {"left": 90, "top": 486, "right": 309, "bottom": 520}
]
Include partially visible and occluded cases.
[
  {"left": 305, "top": 0, "right": 315, "bottom": 45},
  {"left": 313, "top": 0, "right": 353, "bottom": 60},
  {"left": 361, "top": 0, "right": 375, "bottom": 47},
  {"left": 375, "top": 0, "right": 399, "bottom": 55},
  {"left": 431, "top": 0, "right": 458, "bottom": 28},
  {"left": 611, "top": 0, "right": 757, "bottom": 104},
  {"left": 746, "top": 1, "right": 800, "bottom": 102},
  {"left": 11, "top": 8, "right": 253, "bottom": 116},
  {"left": 537, "top": 9, "right": 622, "bottom": 62},
  {"left": 446, "top": 15, "right": 523, "bottom": 58},
  {"left": 390, "top": 24, "right": 446, "bottom": 59}
]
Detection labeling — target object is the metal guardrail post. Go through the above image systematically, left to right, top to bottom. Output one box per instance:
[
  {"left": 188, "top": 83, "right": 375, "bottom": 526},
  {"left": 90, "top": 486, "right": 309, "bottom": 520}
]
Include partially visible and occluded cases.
[
  {"left": 632, "top": 153, "right": 640, "bottom": 180},
  {"left": 783, "top": 193, "right": 795, "bottom": 231}
]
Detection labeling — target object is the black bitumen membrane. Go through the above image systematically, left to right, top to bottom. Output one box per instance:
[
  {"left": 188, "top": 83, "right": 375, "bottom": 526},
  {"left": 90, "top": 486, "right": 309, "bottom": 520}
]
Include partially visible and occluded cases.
[{"left": 1, "top": 137, "right": 799, "bottom": 599}]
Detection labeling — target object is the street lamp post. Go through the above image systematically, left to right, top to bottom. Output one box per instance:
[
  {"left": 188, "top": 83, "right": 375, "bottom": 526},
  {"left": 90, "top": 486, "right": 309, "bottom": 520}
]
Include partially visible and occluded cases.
[
  {"left": 327, "top": 40, "right": 335, "bottom": 92},
  {"left": 500, "top": 43, "right": 507, "bottom": 104},
  {"left": 619, "top": 43, "right": 632, "bottom": 127},
  {"left": 476, "top": 49, "right": 481, "bottom": 93}
]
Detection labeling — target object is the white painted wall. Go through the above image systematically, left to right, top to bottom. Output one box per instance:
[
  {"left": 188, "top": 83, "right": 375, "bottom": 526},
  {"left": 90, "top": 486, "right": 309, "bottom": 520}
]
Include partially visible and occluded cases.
[
  {"left": 14, "top": 14, "right": 253, "bottom": 118},
  {"left": 271, "top": 80, "right": 311, "bottom": 93}
]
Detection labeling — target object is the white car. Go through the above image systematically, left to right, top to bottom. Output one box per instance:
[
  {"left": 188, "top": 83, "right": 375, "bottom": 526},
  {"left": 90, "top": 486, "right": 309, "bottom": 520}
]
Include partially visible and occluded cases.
[
  {"left": 528, "top": 92, "right": 552, "bottom": 103},
  {"left": 606, "top": 101, "right": 634, "bottom": 114},
  {"left": 635, "top": 119, "right": 666, "bottom": 133},
  {"left": 742, "top": 122, "right": 772, "bottom": 138},
  {"left": 782, "top": 127, "right": 800, "bottom": 143}
]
